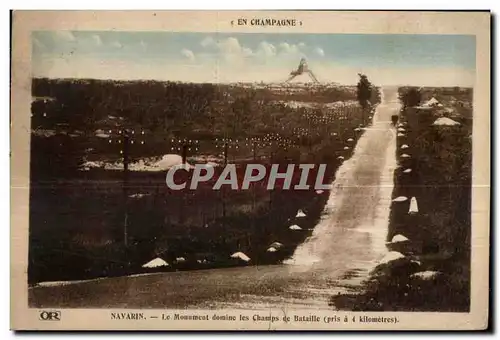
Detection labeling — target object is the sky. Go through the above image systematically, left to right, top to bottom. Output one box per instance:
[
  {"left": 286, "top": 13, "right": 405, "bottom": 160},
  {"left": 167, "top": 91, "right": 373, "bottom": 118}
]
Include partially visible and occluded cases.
[{"left": 32, "top": 31, "right": 476, "bottom": 86}]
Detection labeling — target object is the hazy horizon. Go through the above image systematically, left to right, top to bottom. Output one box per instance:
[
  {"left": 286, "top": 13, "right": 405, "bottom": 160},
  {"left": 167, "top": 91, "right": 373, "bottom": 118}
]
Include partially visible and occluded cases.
[
  {"left": 32, "top": 32, "right": 476, "bottom": 87},
  {"left": 31, "top": 77, "right": 474, "bottom": 89}
]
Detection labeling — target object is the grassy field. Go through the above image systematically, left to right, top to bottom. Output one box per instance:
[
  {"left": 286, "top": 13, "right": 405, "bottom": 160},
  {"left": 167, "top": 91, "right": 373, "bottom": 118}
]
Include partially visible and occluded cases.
[
  {"left": 29, "top": 79, "right": 379, "bottom": 284},
  {"left": 330, "top": 86, "right": 472, "bottom": 312}
]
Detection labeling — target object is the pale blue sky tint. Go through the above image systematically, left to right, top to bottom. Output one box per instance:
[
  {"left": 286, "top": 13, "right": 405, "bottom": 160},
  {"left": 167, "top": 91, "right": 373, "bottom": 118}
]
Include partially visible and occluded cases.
[{"left": 32, "top": 31, "right": 476, "bottom": 86}]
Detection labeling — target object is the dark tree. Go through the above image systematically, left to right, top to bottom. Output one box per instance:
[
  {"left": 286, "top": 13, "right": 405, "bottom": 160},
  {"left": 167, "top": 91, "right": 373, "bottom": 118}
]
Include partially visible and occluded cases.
[
  {"left": 356, "top": 73, "right": 373, "bottom": 109},
  {"left": 401, "top": 87, "right": 422, "bottom": 108}
]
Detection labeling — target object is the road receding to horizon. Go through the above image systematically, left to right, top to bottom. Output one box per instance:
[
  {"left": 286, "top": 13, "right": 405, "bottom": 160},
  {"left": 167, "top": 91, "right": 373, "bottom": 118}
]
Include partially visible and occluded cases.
[{"left": 29, "top": 88, "right": 402, "bottom": 310}]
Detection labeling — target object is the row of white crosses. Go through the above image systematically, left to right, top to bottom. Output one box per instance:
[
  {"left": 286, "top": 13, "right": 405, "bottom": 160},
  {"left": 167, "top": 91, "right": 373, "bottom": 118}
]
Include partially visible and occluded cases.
[
  {"left": 272, "top": 103, "right": 361, "bottom": 141},
  {"left": 299, "top": 106, "right": 361, "bottom": 138},
  {"left": 312, "top": 106, "right": 358, "bottom": 122},
  {"left": 302, "top": 112, "right": 339, "bottom": 125},
  {"left": 292, "top": 127, "right": 313, "bottom": 137},
  {"left": 106, "top": 128, "right": 147, "bottom": 155},
  {"left": 259, "top": 132, "right": 298, "bottom": 150},
  {"left": 214, "top": 134, "right": 298, "bottom": 156},
  {"left": 169, "top": 137, "right": 200, "bottom": 153},
  {"left": 214, "top": 137, "right": 241, "bottom": 150},
  {"left": 214, "top": 137, "right": 239, "bottom": 163}
]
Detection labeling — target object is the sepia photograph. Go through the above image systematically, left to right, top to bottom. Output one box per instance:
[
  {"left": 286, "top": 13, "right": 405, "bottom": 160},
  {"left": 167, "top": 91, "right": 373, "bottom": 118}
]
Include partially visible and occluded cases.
[{"left": 10, "top": 10, "right": 490, "bottom": 330}]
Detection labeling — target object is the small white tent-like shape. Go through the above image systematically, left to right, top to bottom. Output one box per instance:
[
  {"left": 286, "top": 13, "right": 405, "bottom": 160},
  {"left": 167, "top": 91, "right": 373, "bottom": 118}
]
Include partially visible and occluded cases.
[
  {"left": 424, "top": 97, "right": 440, "bottom": 107},
  {"left": 433, "top": 117, "right": 461, "bottom": 126},
  {"left": 397, "top": 128, "right": 406, "bottom": 132},
  {"left": 96, "top": 132, "right": 110, "bottom": 139},
  {"left": 397, "top": 133, "right": 406, "bottom": 137},
  {"left": 347, "top": 138, "right": 354, "bottom": 142},
  {"left": 401, "top": 144, "right": 409, "bottom": 149},
  {"left": 344, "top": 146, "right": 350, "bottom": 150},
  {"left": 156, "top": 154, "right": 195, "bottom": 170},
  {"left": 401, "top": 154, "right": 411, "bottom": 159},
  {"left": 337, "top": 156, "right": 344, "bottom": 160},
  {"left": 403, "top": 168, "right": 412, "bottom": 174},
  {"left": 316, "top": 190, "right": 324, "bottom": 194},
  {"left": 129, "top": 193, "right": 148, "bottom": 199},
  {"left": 409, "top": 197, "right": 419, "bottom": 214},
  {"left": 296, "top": 209, "right": 306, "bottom": 218},
  {"left": 289, "top": 224, "right": 302, "bottom": 230},
  {"left": 386, "top": 234, "right": 410, "bottom": 245},
  {"left": 267, "top": 242, "right": 284, "bottom": 253},
  {"left": 270, "top": 242, "right": 284, "bottom": 248},
  {"left": 379, "top": 251, "right": 405, "bottom": 265},
  {"left": 230, "top": 252, "right": 251, "bottom": 262},
  {"left": 142, "top": 257, "right": 169, "bottom": 268},
  {"left": 410, "top": 271, "right": 441, "bottom": 280}
]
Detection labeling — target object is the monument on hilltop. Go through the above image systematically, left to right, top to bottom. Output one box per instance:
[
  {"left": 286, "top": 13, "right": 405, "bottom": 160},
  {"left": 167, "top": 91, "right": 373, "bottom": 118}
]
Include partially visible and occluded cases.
[{"left": 285, "top": 58, "right": 320, "bottom": 83}]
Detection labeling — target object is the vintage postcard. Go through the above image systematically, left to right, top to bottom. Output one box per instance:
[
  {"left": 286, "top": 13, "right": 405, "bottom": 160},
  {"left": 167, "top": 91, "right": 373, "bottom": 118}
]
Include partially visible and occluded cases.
[{"left": 11, "top": 10, "right": 490, "bottom": 331}]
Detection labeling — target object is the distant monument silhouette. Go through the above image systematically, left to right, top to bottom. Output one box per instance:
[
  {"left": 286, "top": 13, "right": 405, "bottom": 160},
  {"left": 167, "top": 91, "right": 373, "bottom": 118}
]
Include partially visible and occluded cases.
[{"left": 286, "top": 58, "right": 319, "bottom": 83}]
